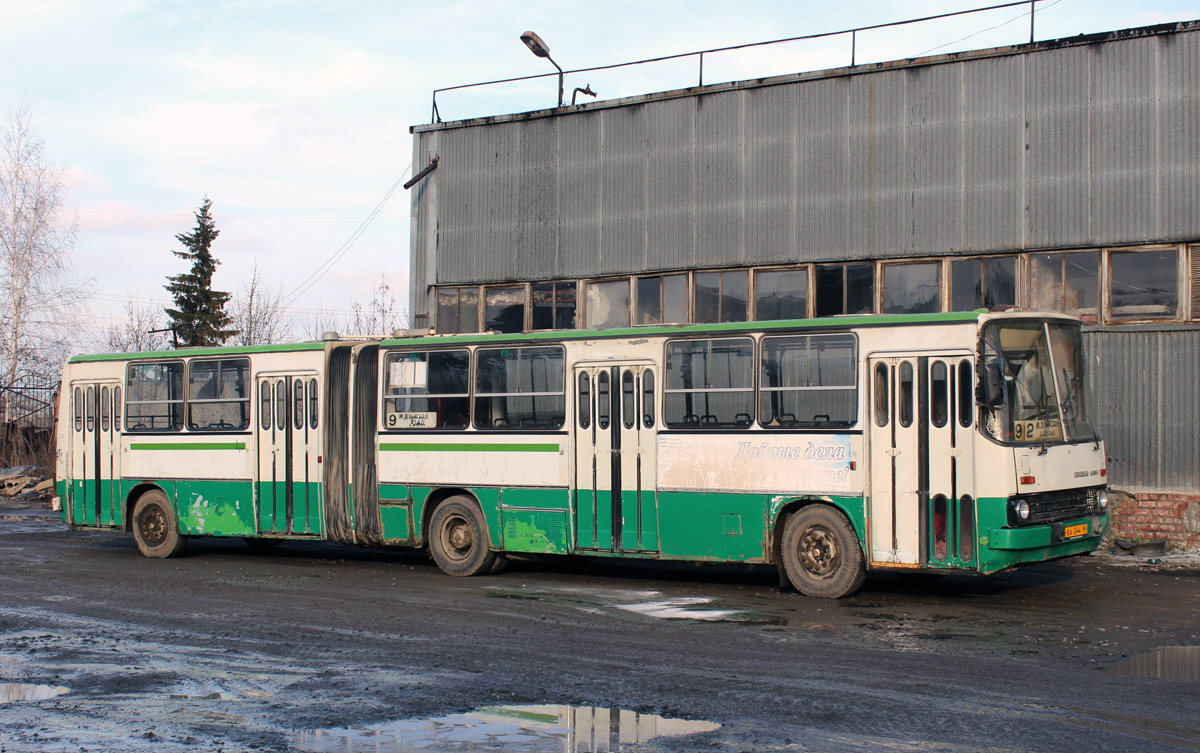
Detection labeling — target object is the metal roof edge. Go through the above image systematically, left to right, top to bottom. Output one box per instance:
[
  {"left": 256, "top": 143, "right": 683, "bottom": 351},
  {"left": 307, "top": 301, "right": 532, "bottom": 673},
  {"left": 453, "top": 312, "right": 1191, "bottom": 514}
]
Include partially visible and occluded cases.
[{"left": 413, "top": 19, "right": 1200, "bottom": 134}]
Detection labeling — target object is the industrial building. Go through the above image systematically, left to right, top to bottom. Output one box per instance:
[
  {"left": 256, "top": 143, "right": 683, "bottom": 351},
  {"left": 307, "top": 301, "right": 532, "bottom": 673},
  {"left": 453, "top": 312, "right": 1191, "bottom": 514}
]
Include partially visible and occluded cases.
[{"left": 407, "top": 19, "right": 1200, "bottom": 545}]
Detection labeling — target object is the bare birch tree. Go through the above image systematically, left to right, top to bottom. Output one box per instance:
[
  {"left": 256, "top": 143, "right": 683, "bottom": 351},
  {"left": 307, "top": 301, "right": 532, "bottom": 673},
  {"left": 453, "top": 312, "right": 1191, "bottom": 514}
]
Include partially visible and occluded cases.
[
  {"left": 0, "top": 107, "right": 89, "bottom": 421},
  {"left": 230, "top": 263, "right": 292, "bottom": 345},
  {"left": 104, "top": 299, "right": 171, "bottom": 353}
]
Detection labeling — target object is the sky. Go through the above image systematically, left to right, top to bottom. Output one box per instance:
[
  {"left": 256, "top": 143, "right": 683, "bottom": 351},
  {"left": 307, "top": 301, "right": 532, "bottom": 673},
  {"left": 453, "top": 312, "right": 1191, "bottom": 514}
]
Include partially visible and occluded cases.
[{"left": 1, "top": 0, "right": 1197, "bottom": 349}]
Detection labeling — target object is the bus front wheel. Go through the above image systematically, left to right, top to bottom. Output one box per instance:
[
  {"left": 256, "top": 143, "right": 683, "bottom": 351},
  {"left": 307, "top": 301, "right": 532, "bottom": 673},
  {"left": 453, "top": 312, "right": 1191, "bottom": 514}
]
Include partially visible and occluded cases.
[
  {"left": 131, "top": 490, "right": 187, "bottom": 559},
  {"left": 428, "top": 496, "right": 497, "bottom": 577},
  {"left": 780, "top": 505, "right": 865, "bottom": 598}
]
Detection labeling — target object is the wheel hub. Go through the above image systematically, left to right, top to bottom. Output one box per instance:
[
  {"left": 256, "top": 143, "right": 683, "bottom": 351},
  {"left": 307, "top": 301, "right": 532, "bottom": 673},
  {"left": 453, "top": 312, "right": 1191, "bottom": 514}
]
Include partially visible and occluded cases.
[{"left": 798, "top": 526, "right": 839, "bottom": 578}]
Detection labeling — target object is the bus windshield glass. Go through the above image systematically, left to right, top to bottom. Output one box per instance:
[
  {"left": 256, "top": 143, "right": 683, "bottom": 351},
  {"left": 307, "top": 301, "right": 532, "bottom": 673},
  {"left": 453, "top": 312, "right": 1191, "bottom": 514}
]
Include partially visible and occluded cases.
[{"left": 979, "top": 320, "right": 1098, "bottom": 445}]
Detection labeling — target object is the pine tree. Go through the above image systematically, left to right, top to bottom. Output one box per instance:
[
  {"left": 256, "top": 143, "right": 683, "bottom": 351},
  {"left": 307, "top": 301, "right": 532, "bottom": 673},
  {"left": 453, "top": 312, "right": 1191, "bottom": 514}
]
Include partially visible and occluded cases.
[{"left": 164, "top": 197, "right": 237, "bottom": 346}]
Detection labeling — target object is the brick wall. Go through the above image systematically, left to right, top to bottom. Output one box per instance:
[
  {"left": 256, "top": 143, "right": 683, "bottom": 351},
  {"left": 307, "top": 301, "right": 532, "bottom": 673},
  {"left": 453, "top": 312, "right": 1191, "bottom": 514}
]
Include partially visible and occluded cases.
[{"left": 1108, "top": 491, "right": 1200, "bottom": 549}]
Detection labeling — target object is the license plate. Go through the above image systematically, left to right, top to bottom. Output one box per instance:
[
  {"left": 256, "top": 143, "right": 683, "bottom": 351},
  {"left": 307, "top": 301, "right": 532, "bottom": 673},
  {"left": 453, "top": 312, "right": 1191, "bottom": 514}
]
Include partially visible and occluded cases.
[{"left": 1063, "top": 523, "right": 1088, "bottom": 539}]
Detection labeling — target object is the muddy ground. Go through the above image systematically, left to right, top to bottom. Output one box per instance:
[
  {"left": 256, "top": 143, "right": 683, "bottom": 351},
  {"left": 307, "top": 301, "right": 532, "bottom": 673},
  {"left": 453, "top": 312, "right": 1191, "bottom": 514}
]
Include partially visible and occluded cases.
[{"left": 0, "top": 494, "right": 1197, "bottom": 752}]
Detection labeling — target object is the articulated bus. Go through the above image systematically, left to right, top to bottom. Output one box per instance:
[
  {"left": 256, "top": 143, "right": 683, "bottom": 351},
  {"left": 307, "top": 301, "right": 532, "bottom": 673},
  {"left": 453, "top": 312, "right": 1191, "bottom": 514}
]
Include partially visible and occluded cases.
[{"left": 55, "top": 311, "right": 1109, "bottom": 598}]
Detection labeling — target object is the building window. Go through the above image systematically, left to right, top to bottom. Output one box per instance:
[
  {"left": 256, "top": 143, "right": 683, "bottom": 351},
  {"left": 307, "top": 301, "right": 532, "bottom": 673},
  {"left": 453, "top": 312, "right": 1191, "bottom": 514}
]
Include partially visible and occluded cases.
[
  {"left": 1109, "top": 248, "right": 1178, "bottom": 321},
  {"left": 1029, "top": 251, "right": 1099, "bottom": 323},
  {"left": 950, "top": 257, "right": 1016, "bottom": 311},
  {"left": 882, "top": 262, "right": 940, "bottom": 314},
  {"left": 816, "top": 263, "right": 874, "bottom": 317},
  {"left": 754, "top": 268, "right": 808, "bottom": 321},
  {"left": 694, "top": 270, "right": 748, "bottom": 323},
  {"left": 636, "top": 273, "right": 688, "bottom": 325},
  {"left": 584, "top": 279, "right": 631, "bottom": 329},
  {"left": 531, "top": 281, "right": 576, "bottom": 330},
  {"left": 484, "top": 285, "right": 526, "bottom": 333},
  {"left": 436, "top": 286, "right": 479, "bottom": 334},
  {"left": 760, "top": 334, "right": 857, "bottom": 428},
  {"left": 664, "top": 337, "right": 754, "bottom": 428},
  {"left": 474, "top": 346, "right": 566, "bottom": 429},
  {"left": 383, "top": 349, "right": 470, "bottom": 429},
  {"left": 187, "top": 358, "right": 250, "bottom": 431},
  {"left": 125, "top": 361, "right": 184, "bottom": 432}
]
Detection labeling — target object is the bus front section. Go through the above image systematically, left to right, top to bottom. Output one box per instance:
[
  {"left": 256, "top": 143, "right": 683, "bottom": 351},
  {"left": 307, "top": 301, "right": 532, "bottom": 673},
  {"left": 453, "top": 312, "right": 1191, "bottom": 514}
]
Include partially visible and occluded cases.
[{"left": 973, "top": 314, "right": 1109, "bottom": 574}]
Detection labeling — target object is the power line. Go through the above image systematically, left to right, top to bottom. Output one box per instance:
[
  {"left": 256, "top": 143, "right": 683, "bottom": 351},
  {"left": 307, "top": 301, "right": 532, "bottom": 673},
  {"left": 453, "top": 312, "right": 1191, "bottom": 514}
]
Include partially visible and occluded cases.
[{"left": 283, "top": 164, "right": 413, "bottom": 307}]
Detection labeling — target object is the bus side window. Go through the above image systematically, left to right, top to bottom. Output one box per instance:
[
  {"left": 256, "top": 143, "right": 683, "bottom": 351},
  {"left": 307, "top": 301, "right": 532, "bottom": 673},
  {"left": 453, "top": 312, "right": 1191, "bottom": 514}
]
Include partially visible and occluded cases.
[
  {"left": 958, "top": 360, "right": 973, "bottom": 427},
  {"left": 930, "top": 361, "right": 948, "bottom": 428},
  {"left": 898, "top": 362, "right": 914, "bottom": 428},
  {"left": 873, "top": 363, "right": 888, "bottom": 427},
  {"left": 622, "top": 370, "right": 635, "bottom": 429},
  {"left": 642, "top": 370, "right": 655, "bottom": 428},
  {"left": 597, "top": 371, "right": 610, "bottom": 429},
  {"left": 578, "top": 372, "right": 590, "bottom": 429},
  {"left": 308, "top": 378, "right": 318, "bottom": 429},
  {"left": 275, "top": 379, "right": 286, "bottom": 431},
  {"left": 293, "top": 380, "right": 304, "bottom": 431},
  {"left": 260, "top": 381, "right": 271, "bottom": 430},
  {"left": 85, "top": 386, "right": 95, "bottom": 432},
  {"left": 101, "top": 386, "right": 110, "bottom": 432},
  {"left": 114, "top": 386, "right": 122, "bottom": 432},
  {"left": 74, "top": 387, "right": 82, "bottom": 432}
]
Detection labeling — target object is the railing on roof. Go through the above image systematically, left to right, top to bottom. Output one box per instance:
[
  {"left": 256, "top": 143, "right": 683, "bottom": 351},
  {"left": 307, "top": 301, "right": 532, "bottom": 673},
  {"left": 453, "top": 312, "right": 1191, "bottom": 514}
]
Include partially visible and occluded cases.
[{"left": 429, "top": 0, "right": 1045, "bottom": 124}]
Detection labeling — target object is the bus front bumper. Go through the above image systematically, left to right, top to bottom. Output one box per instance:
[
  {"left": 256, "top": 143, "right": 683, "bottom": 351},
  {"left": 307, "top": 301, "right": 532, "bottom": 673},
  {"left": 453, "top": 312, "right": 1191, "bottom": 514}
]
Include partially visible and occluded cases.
[{"left": 986, "top": 514, "right": 1108, "bottom": 551}]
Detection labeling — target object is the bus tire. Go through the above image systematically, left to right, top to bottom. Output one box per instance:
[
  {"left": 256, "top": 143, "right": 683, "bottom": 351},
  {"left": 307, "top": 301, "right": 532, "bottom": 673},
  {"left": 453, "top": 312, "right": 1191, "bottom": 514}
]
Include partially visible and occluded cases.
[
  {"left": 131, "top": 490, "right": 187, "bottom": 559},
  {"left": 428, "top": 496, "right": 497, "bottom": 577},
  {"left": 780, "top": 505, "right": 865, "bottom": 599}
]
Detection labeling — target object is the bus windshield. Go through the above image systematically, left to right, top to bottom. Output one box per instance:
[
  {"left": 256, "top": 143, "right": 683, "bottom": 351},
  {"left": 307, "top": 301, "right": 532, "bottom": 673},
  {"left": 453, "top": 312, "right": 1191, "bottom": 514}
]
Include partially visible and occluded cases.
[{"left": 979, "top": 320, "right": 1098, "bottom": 445}]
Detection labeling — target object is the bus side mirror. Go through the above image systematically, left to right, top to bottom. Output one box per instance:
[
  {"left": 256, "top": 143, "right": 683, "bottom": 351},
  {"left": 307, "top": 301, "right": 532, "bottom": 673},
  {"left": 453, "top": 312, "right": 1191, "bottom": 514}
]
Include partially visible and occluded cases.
[{"left": 980, "top": 361, "right": 1005, "bottom": 407}]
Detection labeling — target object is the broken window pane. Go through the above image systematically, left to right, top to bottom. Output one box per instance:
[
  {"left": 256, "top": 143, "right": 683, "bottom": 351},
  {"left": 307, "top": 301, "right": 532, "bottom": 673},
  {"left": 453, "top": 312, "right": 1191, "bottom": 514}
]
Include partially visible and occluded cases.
[
  {"left": 1110, "top": 249, "right": 1178, "bottom": 320},
  {"left": 1030, "top": 252, "right": 1099, "bottom": 323},
  {"left": 950, "top": 257, "right": 1016, "bottom": 311},
  {"left": 882, "top": 262, "right": 940, "bottom": 314},
  {"left": 816, "top": 263, "right": 874, "bottom": 317},
  {"left": 755, "top": 268, "right": 808, "bottom": 321},
  {"left": 694, "top": 270, "right": 748, "bottom": 323},
  {"left": 635, "top": 274, "right": 688, "bottom": 325},
  {"left": 585, "top": 279, "right": 631, "bottom": 330},
  {"left": 531, "top": 281, "right": 577, "bottom": 330},
  {"left": 484, "top": 285, "right": 526, "bottom": 333},
  {"left": 436, "top": 286, "right": 480, "bottom": 334}
]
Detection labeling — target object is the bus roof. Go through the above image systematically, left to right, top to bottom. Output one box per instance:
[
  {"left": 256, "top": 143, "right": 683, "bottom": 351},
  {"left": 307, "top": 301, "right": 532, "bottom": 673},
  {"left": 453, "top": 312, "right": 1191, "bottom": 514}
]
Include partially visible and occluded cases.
[
  {"left": 380, "top": 310, "right": 992, "bottom": 348},
  {"left": 68, "top": 340, "right": 329, "bottom": 363}
]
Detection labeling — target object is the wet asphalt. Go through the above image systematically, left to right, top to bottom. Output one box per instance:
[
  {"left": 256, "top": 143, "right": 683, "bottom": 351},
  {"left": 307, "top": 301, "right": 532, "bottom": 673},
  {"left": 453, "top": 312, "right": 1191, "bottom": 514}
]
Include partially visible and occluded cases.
[{"left": 0, "top": 495, "right": 1198, "bottom": 752}]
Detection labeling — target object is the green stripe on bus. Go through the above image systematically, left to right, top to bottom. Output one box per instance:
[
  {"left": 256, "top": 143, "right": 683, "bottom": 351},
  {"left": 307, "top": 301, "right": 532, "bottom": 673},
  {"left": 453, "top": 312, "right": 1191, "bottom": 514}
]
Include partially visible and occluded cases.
[
  {"left": 131, "top": 442, "right": 247, "bottom": 451},
  {"left": 379, "top": 442, "right": 559, "bottom": 453}
]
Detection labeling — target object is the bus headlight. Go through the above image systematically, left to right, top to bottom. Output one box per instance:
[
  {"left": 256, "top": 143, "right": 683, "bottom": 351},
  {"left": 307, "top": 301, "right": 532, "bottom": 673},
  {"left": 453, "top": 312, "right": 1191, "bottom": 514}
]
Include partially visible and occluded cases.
[
  {"left": 1097, "top": 489, "right": 1109, "bottom": 511},
  {"left": 1013, "top": 499, "right": 1030, "bottom": 521}
]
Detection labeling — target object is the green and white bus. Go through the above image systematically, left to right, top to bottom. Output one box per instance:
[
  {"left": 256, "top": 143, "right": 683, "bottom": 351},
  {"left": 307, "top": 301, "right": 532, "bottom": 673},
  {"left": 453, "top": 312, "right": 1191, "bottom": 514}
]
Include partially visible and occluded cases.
[{"left": 55, "top": 311, "right": 1109, "bottom": 598}]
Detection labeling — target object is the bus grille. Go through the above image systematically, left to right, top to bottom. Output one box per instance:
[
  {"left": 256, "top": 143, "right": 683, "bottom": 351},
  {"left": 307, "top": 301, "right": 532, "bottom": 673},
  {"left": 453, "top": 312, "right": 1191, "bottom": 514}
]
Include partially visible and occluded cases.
[{"left": 1018, "top": 487, "right": 1104, "bottom": 525}]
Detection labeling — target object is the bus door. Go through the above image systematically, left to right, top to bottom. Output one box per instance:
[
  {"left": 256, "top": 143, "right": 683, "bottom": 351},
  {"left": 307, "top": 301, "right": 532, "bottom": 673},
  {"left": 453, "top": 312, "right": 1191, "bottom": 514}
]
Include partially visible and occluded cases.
[
  {"left": 925, "top": 356, "right": 978, "bottom": 569},
  {"left": 867, "top": 357, "right": 921, "bottom": 565},
  {"left": 573, "top": 363, "right": 659, "bottom": 553},
  {"left": 255, "top": 374, "right": 321, "bottom": 536},
  {"left": 68, "top": 381, "right": 122, "bottom": 528}
]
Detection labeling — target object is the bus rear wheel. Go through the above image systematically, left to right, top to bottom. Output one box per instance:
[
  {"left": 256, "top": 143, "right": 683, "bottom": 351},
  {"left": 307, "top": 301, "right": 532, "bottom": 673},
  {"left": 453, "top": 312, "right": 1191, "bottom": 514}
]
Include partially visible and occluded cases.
[
  {"left": 131, "top": 490, "right": 187, "bottom": 559},
  {"left": 428, "top": 496, "right": 497, "bottom": 577},
  {"left": 780, "top": 505, "right": 865, "bottom": 598}
]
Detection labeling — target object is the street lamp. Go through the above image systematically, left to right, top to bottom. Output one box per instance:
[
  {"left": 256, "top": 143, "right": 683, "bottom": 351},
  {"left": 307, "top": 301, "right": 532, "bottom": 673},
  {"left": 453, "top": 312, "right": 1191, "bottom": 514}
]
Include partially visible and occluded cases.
[{"left": 520, "top": 30, "right": 563, "bottom": 108}]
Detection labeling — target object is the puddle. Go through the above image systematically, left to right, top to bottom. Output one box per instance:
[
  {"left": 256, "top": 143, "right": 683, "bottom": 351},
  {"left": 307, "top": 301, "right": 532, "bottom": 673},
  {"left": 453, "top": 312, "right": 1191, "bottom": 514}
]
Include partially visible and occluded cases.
[
  {"left": 486, "top": 584, "right": 772, "bottom": 624},
  {"left": 614, "top": 597, "right": 742, "bottom": 621},
  {"left": 1108, "top": 646, "right": 1200, "bottom": 681},
  {"left": 1, "top": 683, "right": 70, "bottom": 703},
  {"left": 294, "top": 704, "right": 720, "bottom": 752}
]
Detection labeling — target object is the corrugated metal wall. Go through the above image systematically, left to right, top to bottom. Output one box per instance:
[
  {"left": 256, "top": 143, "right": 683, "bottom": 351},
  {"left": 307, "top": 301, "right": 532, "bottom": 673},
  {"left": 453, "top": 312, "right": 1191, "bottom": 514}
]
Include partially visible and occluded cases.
[
  {"left": 407, "top": 22, "right": 1200, "bottom": 494},
  {"left": 411, "top": 23, "right": 1200, "bottom": 290},
  {"left": 1086, "top": 328, "right": 1200, "bottom": 493}
]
